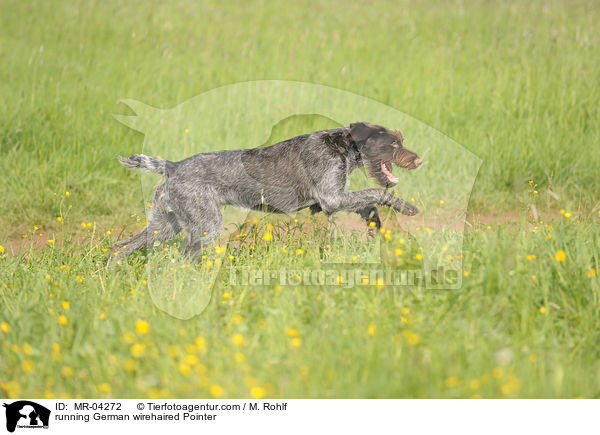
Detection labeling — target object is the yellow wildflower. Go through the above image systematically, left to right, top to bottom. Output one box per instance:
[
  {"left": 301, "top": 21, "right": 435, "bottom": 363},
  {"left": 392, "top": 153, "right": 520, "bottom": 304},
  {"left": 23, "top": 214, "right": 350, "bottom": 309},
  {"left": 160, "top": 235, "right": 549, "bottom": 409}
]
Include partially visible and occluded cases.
[
  {"left": 135, "top": 320, "right": 151, "bottom": 335},
  {"left": 0, "top": 322, "right": 10, "bottom": 333},
  {"left": 368, "top": 324, "right": 376, "bottom": 336},
  {"left": 402, "top": 330, "right": 420, "bottom": 345},
  {"left": 122, "top": 332, "right": 136, "bottom": 344},
  {"left": 231, "top": 333, "right": 245, "bottom": 347},
  {"left": 195, "top": 337, "right": 206, "bottom": 351},
  {"left": 130, "top": 343, "right": 145, "bottom": 358},
  {"left": 185, "top": 354, "right": 199, "bottom": 365},
  {"left": 21, "top": 361, "right": 35, "bottom": 373},
  {"left": 178, "top": 363, "right": 192, "bottom": 376},
  {"left": 61, "top": 366, "right": 74, "bottom": 377},
  {"left": 444, "top": 376, "right": 459, "bottom": 388},
  {"left": 500, "top": 377, "right": 522, "bottom": 395},
  {"left": 469, "top": 379, "right": 481, "bottom": 390},
  {"left": 97, "top": 383, "right": 111, "bottom": 394},
  {"left": 209, "top": 384, "right": 224, "bottom": 398},
  {"left": 250, "top": 386, "right": 266, "bottom": 399}
]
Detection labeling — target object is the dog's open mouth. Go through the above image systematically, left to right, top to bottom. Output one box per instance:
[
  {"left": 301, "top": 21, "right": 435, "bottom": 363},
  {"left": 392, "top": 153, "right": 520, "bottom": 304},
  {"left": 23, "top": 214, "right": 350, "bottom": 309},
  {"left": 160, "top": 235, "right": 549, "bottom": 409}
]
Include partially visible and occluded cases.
[{"left": 381, "top": 161, "right": 398, "bottom": 184}]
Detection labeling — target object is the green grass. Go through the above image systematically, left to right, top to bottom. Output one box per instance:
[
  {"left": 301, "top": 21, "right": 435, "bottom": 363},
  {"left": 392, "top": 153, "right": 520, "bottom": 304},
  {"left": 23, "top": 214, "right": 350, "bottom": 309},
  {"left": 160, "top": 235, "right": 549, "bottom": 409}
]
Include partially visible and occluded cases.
[{"left": 1, "top": 0, "right": 599, "bottom": 398}]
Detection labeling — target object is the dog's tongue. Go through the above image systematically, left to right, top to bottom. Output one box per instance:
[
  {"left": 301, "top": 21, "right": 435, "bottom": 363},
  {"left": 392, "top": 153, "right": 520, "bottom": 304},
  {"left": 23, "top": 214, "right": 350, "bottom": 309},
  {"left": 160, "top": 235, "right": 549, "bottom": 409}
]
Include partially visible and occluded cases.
[{"left": 381, "top": 162, "right": 398, "bottom": 183}]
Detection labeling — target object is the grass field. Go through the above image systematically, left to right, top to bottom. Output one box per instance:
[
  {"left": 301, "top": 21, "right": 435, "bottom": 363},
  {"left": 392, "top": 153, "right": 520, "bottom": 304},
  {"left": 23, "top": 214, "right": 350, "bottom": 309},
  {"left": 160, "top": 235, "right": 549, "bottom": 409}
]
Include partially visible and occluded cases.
[{"left": 1, "top": 0, "right": 599, "bottom": 399}]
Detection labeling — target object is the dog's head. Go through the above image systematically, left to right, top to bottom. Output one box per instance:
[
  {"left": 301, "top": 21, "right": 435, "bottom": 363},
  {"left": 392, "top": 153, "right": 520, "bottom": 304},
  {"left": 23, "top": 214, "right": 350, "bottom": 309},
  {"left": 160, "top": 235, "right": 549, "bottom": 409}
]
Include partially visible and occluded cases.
[{"left": 349, "top": 122, "right": 421, "bottom": 187}]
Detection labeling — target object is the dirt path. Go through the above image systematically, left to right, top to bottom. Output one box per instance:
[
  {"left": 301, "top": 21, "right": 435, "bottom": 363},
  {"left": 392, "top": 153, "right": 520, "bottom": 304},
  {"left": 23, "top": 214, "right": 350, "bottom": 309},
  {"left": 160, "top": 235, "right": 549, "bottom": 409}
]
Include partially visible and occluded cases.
[{"left": 0, "top": 208, "right": 572, "bottom": 258}]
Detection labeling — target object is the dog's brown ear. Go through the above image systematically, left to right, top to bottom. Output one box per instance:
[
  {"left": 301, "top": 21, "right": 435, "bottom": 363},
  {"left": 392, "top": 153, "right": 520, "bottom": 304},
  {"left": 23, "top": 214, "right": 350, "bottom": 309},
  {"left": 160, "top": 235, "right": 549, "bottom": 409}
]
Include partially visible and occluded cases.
[{"left": 349, "top": 122, "right": 384, "bottom": 142}]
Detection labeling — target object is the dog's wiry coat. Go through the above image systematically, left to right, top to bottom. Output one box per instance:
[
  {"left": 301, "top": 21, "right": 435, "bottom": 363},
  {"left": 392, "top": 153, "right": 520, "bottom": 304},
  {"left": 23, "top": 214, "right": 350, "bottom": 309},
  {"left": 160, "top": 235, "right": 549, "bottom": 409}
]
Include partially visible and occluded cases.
[{"left": 109, "top": 122, "right": 421, "bottom": 263}]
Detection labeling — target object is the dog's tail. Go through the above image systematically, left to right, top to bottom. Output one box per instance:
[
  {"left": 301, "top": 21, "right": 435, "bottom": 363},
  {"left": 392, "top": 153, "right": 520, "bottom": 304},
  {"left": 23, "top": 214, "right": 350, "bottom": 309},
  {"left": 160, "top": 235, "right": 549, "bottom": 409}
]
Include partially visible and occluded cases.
[{"left": 118, "top": 154, "right": 167, "bottom": 176}]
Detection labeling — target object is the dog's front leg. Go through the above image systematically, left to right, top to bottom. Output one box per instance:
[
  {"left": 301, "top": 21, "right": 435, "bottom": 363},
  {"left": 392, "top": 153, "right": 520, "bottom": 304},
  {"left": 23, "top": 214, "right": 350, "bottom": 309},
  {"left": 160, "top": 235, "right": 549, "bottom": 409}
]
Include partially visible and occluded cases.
[
  {"left": 318, "top": 189, "right": 418, "bottom": 216},
  {"left": 356, "top": 206, "right": 382, "bottom": 230}
]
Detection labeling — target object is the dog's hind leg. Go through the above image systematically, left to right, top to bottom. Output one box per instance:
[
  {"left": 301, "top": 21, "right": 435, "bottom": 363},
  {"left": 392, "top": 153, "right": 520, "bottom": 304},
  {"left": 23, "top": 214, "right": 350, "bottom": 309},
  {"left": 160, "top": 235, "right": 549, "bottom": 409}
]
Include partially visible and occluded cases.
[
  {"left": 108, "top": 184, "right": 182, "bottom": 266},
  {"left": 172, "top": 191, "right": 223, "bottom": 260},
  {"left": 309, "top": 203, "right": 323, "bottom": 215},
  {"left": 356, "top": 205, "right": 381, "bottom": 230},
  {"left": 108, "top": 213, "right": 181, "bottom": 265}
]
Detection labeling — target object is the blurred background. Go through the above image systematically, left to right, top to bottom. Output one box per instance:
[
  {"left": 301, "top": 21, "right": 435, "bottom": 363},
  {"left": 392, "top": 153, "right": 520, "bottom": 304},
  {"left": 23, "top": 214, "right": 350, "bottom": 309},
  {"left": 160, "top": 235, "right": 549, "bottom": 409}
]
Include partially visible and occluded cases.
[{"left": 0, "top": 0, "right": 598, "bottom": 237}]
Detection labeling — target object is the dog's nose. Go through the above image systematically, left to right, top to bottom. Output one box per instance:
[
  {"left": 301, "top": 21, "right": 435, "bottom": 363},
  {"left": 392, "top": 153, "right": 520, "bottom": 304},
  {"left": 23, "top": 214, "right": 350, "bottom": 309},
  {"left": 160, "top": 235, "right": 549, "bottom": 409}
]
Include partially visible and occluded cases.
[{"left": 414, "top": 158, "right": 422, "bottom": 166}]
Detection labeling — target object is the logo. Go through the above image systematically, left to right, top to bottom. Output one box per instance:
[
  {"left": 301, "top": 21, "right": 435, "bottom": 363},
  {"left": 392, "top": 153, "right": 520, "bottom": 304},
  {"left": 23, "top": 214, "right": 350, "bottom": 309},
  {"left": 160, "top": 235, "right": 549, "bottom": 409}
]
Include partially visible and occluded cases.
[{"left": 2, "top": 401, "right": 50, "bottom": 433}]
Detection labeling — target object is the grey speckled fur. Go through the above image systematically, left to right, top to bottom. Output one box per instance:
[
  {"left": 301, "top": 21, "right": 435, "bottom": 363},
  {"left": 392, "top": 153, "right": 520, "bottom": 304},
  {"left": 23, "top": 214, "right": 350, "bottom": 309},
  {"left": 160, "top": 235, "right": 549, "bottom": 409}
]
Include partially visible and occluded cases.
[{"left": 108, "top": 122, "right": 421, "bottom": 264}]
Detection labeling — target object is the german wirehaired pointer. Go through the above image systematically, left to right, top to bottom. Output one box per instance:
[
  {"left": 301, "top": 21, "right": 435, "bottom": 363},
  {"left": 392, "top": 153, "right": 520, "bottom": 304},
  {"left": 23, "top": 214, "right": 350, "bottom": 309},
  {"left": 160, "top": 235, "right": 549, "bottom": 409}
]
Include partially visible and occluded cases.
[{"left": 109, "top": 122, "right": 421, "bottom": 264}]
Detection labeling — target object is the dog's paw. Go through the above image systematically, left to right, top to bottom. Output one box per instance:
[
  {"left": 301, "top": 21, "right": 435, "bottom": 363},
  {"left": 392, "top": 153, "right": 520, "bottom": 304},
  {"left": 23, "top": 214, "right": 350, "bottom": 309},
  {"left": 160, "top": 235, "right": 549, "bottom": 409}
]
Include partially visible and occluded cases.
[{"left": 399, "top": 202, "right": 418, "bottom": 216}]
